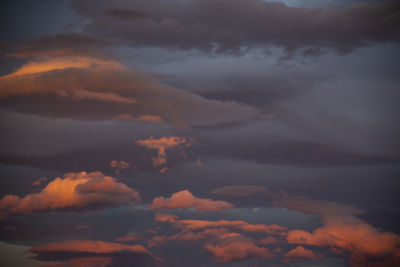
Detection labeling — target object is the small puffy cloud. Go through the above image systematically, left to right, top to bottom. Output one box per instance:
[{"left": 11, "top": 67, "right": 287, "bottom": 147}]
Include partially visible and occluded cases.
[
  {"left": 137, "top": 136, "right": 196, "bottom": 168},
  {"left": 110, "top": 160, "right": 130, "bottom": 174},
  {"left": 0, "top": 171, "right": 140, "bottom": 219},
  {"left": 32, "top": 177, "right": 48, "bottom": 186},
  {"left": 210, "top": 185, "right": 268, "bottom": 197},
  {"left": 150, "top": 190, "right": 234, "bottom": 212},
  {"left": 203, "top": 233, "right": 273, "bottom": 262},
  {"left": 283, "top": 246, "right": 317, "bottom": 261}
]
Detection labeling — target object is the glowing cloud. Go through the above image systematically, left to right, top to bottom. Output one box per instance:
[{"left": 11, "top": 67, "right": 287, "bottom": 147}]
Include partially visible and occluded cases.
[
  {"left": 113, "top": 113, "right": 163, "bottom": 123},
  {"left": 137, "top": 136, "right": 196, "bottom": 168},
  {"left": 0, "top": 171, "right": 140, "bottom": 219},
  {"left": 151, "top": 190, "right": 233, "bottom": 212},
  {"left": 276, "top": 194, "right": 400, "bottom": 267},
  {"left": 203, "top": 233, "right": 273, "bottom": 262},
  {"left": 283, "top": 246, "right": 317, "bottom": 261}
]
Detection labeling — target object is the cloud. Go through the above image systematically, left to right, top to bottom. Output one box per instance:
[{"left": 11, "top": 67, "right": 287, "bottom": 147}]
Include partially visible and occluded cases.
[
  {"left": 72, "top": 0, "right": 400, "bottom": 54},
  {"left": 4, "top": 33, "right": 116, "bottom": 59},
  {"left": 0, "top": 56, "right": 259, "bottom": 126},
  {"left": 113, "top": 113, "right": 163, "bottom": 123},
  {"left": 137, "top": 137, "right": 195, "bottom": 168},
  {"left": 110, "top": 160, "right": 130, "bottom": 174},
  {"left": 0, "top": 171, "right": 140, "bottom": 219},
  {"left": 32, "top": 177, "right": 48, "bottom": 186},
  {"left": 210, "top": 185, "right": 268, "bottom": 197},
  {"left": 150, "top": 190, "right": 234, "bottom": 212},
  {"left": 276, "top": 194, "right": 400, "bottom": 267},
  {"left": 147, "top": 213, "right": 286, "bottom": 251},
  {"left": 150, "top": 213, "right": 281, "bottom": 262},
  {"left": 157, "top": 216, "right": 286, "bottom": 235},
  {"left": 76, "top": 224, "right": 93, "bottom": 230},
  {"left": 115, "top": 232, "right": 144, "bottom": 242},
  {"left": 203, "top": 233, "right": 273, "bottom": 262},
  {"left": 258, "top": 236, "right": 280, "bottom": 245},
  {"left": 30, "top": 240, "right": 162, "bottom": 266},
  {"left": 31, "top": 240, "right": 149, "bottom": 254},
  {"left": 283, "top": 246, "right": 317, "bottom": 261},
  {"left": 38, "top": 257, "right": 112, "bottom": 267}
]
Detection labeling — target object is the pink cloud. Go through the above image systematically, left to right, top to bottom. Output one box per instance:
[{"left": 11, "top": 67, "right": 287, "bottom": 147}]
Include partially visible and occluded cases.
[
  {"left": 150, "top": 190, "right": 234, "bottom": 212},
  {"left": 203, "top": 233, "right": 273, "bottom": 262},
  {"left": 283, "top": 246, "right": 317, "bottom": 261}
]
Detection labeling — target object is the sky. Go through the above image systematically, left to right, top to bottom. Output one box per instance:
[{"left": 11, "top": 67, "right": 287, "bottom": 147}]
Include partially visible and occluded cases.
[{"left": 0, "top": 0, "right": 399, "bottom": 266}]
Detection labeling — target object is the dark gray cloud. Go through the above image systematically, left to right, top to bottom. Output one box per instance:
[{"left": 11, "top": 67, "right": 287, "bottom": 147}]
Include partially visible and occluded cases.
[
  {"left": 71, "top": 0, "right": 400, "bottom": 54},
  {"left": 3, "top": 33, "right": 117, "bottom": 58}
]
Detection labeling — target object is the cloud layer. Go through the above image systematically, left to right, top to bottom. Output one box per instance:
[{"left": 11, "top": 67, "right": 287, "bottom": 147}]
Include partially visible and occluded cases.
[
  {"left": 72, "top": 0, "right": 400, "bottom": 54},
  {"left": 0, "top": 55, "right": 259, "bottom": 127}
]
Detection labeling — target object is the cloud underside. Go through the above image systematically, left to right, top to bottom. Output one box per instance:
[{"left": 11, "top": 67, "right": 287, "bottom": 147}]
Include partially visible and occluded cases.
[
  {"left": 71, "top": 0, "right": 400, "bottom": 54},
  {"left": 0, "top": 56, "right": 258, "bottom": 127},
  {"left": 30, "top": 240, "right": 161, "bottom": 267}
]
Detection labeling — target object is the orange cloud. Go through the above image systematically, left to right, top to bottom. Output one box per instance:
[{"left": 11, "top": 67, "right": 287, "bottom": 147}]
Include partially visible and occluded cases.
[
  {"left": 2, "top": 56, "right": 124, "bottom": 78},
  {"left": 113, "top": 114, "right": 163, "bottom": 123},
  {"left": 137, "top": 137, "right": 196, "bottom": 168},
  {"left": 0, "top": 171, "right": 140, "bottom": 219},
  {"left": 151, "top": 190, "right": 234, "bottom": 212},
  {"left": 277, "top": 195, "right": 400, "bottom": 267},
  {"left": 169, "top": 218, "right": 286, "bottom": 235},
  {"left": 203, "top": 233, "right": 273, "bottom": 262},
  {"left": 283, "top": 246, "right": 317, "bottom": 261}
]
